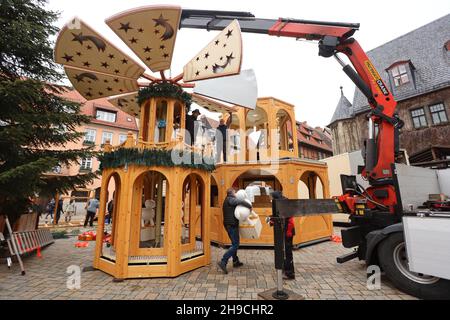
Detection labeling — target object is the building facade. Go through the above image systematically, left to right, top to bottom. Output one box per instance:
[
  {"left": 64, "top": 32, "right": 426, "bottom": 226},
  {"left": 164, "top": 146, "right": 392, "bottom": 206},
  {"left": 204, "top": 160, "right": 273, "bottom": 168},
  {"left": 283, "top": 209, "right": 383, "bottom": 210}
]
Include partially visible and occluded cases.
[
  {"left": 329, "top": 15, "right": 450, "bottom": 161},
  {"left": 54, "top": 87, "right": 139, "bottom": 197},
  {"left": 297, "top": 121, "right": 333, "bottom": 160}
]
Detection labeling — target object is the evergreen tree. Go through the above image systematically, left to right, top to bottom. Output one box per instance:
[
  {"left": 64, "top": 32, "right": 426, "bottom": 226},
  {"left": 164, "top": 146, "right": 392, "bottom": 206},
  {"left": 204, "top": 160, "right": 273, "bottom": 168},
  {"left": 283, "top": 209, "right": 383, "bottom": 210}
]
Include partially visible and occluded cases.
[{"left": 0, "top": 0, "right": 97, "bottom": 223}]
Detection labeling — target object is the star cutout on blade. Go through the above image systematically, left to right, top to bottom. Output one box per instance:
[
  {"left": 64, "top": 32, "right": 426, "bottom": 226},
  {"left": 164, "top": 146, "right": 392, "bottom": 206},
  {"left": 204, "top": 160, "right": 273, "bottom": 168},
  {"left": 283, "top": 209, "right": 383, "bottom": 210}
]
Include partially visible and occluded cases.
[
  {"left": 153, "top": 14, "right": 169, "bottom": 27},
  {"left": 119, "top": 22, "right": 133, "bottom": 33},
  {"left": 138, "top": 28, "right": 144, "bottom": 33},
  {"left": 226, "top": 29, "right": 233, "bottom": 38},
  {"left": 71, "top": 32, "right": 85, "bottom": 44},
  {"left": 130, "top": 37, "right": 138, "bottom": 44},
  {"left": 215, "top": 40, "right": 220, "bottom": 45},
  {"left": 223, "top": 43, "right": 227, "bottom": 48},
  {"left": 86, "top": 45, "right": 92, "bottom": 50},
  {"left": 160, "top": 45, "right": 165, "bottom": 50},
  {"left": 143, "top": 46, "right": 152, "bottom": 53},
  {"left": 76, "top": 52, "right": 82, "bottom": 56},
  {"left": 204, "top": 52, "right": 209, "bottom": 59},
  {"left": 162, "top": 53, "right": 169, "bottom": 58},
  {"left": 62, "top": 54, "right": 74, "bottom": 62},
  {"left": 108, "top": 54, "right": 115, "bottom": 59},
  {"left": 145, "top": 57, "right": 152, "bottom": 61},
  {"left": 196, "top": 57, "right": 200, "bottom": 61},
  {"left": 121, "top": 59, "right": 128, "bottom": 64},
  {"left": 83, "top": 61, "right": 91, "bottom": 67},
  {"left": 101, "top": 62, "right": 109, "bottom": 68},
  {"left": 204, "top": 65, "right": 208, "bottom": 70},
  {"left": 114, "top": 69, "right": 120, "bottom": 74},
  {"left": 195, "top": 71, "right": 200, "bottom": 76},
  {"left": 114, "top": 78, "right": 119, "bottom": 83},
  {"left": 104, "top": 80, "right": 109, "bottom": 83},
  {"left": 106, "top": 87, "right": 113, "bottom": 91},
  {"left": 98, "top": 91, "right": 104, "bottom": 96},
  {"left": 85, "top": 92, "right": 92, "bottom": 97}
]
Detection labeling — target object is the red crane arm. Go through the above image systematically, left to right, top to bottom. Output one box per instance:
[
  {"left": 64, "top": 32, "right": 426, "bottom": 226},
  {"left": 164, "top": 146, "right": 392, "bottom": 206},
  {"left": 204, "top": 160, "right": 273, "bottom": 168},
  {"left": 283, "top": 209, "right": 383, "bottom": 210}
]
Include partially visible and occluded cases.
[{"left": 180, "top": 11, "right": 403, "bottom": 213}]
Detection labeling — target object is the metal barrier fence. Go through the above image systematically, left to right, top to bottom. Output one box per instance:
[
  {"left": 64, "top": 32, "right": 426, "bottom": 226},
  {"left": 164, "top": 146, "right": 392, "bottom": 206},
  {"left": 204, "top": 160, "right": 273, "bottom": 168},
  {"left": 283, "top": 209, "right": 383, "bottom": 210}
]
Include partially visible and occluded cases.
[{"left": 2, "top": 215, "right": 54, "bottom": 275}]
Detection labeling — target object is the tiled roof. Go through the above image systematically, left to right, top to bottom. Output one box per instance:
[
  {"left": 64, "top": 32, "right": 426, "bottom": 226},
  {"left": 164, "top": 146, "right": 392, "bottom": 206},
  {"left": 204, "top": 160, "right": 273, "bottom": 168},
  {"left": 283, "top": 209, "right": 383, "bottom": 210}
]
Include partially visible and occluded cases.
[
  {"left": 352, "top": 14, "right": 450, "bottom": 113},
  {"left": 59, "top": 87, "right": 139, "bottom": 131},
  {"left": 297, "top": 121, "right": 333, "bottom": 152}
]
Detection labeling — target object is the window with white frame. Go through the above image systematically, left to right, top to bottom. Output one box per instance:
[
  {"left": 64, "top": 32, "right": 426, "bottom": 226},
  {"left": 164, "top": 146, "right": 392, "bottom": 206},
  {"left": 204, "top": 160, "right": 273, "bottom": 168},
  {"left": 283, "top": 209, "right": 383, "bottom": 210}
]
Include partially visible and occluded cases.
[
  {"left": 390, "top": 64, "right": 410, "bottom": 87},
  {"left": 429, "top": 103, "right": 448, "bottom": 125},
  {"left": 410, "top": 107, "right": 427, "bottom": 129},
  {"left": 96, "top": 109, "right": 116, "bottom": 123},
  {"left": 84, "top": 129, "right": 96, "bottom": 143},
  {"left": 102, "top": 131, "right": 113, "bottom": 144},
  {"left": 118, "top": 134, "right": 127, "bottom": 144},
  {"left": 80, "top": 158, "right": 92, "bottom": 170}
]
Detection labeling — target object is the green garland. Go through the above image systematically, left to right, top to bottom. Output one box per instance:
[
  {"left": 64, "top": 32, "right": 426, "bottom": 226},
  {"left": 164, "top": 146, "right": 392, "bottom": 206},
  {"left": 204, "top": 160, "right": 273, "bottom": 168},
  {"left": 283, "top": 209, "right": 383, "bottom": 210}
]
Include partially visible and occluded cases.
[
  {"left": 138, "top": 82, "right": 192, "bottom": 109},
  {"left": 98, "top": 148, "right": 215, "bottom": 172}
]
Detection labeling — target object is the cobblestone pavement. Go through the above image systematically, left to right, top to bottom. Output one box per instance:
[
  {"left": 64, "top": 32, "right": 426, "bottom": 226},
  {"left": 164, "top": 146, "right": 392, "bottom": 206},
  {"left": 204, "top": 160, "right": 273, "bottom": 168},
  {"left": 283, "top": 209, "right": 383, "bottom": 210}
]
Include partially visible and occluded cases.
[{"left": 0, "top": 228, "right": 416, "bottom": 300}]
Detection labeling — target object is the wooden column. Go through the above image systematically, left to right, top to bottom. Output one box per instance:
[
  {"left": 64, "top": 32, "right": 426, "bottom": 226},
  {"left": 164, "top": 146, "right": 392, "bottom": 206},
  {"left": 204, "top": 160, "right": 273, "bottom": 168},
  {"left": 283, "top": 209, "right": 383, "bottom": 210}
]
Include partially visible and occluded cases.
[
  {"left": 148, "top": 99, "right": 156, "bottom": 142},
  {"left": 166, "top": 100, "right": 174, "bottom": 142},
  {"left": 114, "top": 167, "right": 132, "bottom": 279},
  {"left": 94, "top": 170, "right": 110, "bottom": 269},
  {"left": 154, "top": 174, "right": 164, "bottom": 247},
  {"left": 189, "top": 175, "right": 197, "bottom": 247}
]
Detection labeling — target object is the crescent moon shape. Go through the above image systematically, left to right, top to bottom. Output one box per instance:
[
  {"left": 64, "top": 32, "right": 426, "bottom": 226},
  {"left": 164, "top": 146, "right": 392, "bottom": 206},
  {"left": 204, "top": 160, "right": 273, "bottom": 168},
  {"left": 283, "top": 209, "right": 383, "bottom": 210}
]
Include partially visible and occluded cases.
[
  {"left": 153, "top": 14, "right": 174, "bottom": 41},
  {"left": 71, "top": 32, "right": 106, "bottom": 52},
  {"left": 84, "top": 35, "right": 107, "bottom": 52},
  {"left": 212, "top": 53, "right": 235, "bottom": 74},
  {"left": 74, "top": 72, "right": 99, "bottom": 82},
  {"left": 117, "top": 98, "right": 129, "bottom": 107}
]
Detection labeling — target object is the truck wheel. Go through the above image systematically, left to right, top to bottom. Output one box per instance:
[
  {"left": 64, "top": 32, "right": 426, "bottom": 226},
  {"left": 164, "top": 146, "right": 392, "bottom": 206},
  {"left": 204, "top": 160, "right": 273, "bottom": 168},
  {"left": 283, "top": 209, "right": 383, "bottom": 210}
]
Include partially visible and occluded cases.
[{"left": 377, "top": 232, "right": 450, "bottom": 300}]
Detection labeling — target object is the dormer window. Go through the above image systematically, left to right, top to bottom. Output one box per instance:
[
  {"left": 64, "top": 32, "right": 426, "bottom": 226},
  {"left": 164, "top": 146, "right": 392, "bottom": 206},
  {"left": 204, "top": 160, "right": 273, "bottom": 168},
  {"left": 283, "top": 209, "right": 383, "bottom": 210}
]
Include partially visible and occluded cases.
[
  {"left": 390, "top": 63, "right": 410, "bottom": 87},
  {"left": 96, "top": 109, "right": 117, "bottom": 123}
]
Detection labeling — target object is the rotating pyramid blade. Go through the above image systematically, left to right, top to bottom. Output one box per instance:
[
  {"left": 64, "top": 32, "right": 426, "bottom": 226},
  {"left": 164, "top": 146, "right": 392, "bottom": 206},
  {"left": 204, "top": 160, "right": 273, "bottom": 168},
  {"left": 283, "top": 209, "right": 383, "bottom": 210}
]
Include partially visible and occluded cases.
[
  {"left": 106, "top": 5, "right": 181, "bottom": 72},
  {"left": 54, "top": 18, "right": 144, "bottom": 79},
  {"left": 183, "top": 19, "right": 242, "bottom": 82},
  {"left": 64, "top": 66, "right": 139, "bottom": 100},
  {"left": 193, "top": 69, "right": 257, "bottom": 110},
  {"left": 108, "top": 92, "right": 140, "bottom": 118},
  {"left": 191, "top": 93, "right": 237, "bottom": 114}
]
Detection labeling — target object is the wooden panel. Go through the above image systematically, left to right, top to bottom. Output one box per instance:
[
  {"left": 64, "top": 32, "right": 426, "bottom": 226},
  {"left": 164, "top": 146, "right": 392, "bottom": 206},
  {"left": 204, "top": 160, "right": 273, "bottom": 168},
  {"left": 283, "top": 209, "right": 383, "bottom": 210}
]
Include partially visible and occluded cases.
[
  {"left": 106, "top": 5, "right": 181, "bottom": 72},
  {"left": 54, "top": 18, "right": 144, "bottom": 78},
  {"left": 183, "top": 19, "right": 242, "bottom": 82},
  {"left": 65, "top": 66, "right": 139, "bottom": 100},
  {"left": 108, "top": 92, "right": 140, "bottom": 118},
  {"left": 191, "top": 93, "right": 237, "bottom": 114},
  {"left": 13, "top": 213, "right": 38, "bottom": 232},
  {"left": 295, "top": 215, "right": 333, "bottom": 244},
  {"left": 97, "top": 258, "right": 117, "bottom": 277}
]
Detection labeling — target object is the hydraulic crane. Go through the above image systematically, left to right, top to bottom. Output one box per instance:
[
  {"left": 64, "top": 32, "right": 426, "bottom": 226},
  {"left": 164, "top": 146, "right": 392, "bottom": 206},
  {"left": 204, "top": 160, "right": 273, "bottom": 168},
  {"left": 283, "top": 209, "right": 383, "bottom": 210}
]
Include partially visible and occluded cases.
[{"left": 179, "top": 10, "right": 450, "bottom": 299}]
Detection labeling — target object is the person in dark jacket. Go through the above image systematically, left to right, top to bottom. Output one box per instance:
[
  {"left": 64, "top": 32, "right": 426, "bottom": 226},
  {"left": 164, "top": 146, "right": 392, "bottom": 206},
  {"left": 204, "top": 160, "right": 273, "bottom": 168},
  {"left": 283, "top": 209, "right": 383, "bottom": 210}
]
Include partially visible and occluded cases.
[
  {"left": 185, "top": 109, "right": 201, "bottom": 146},
  {"left": 215, "top": 112, "right": 232, "bottom": 163},
  {"left": 217, "top": 188, "right": 252, "bottom": 274},
  {"left": 270, "top": 191, "right": 296, "bottom": 280},
  {"left": 55, "top": 198, "right": 64, "bottom": 225}
]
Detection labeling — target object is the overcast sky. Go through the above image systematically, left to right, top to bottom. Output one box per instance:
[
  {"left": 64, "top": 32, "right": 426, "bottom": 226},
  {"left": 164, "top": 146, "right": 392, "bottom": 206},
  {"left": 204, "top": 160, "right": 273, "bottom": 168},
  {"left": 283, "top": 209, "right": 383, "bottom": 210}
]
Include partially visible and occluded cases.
[{"left": 47, "top": 0, "right": 450, "bottom": 127}]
